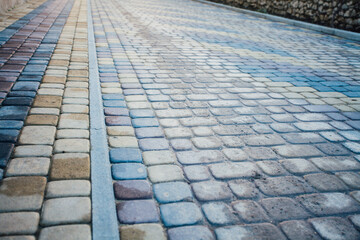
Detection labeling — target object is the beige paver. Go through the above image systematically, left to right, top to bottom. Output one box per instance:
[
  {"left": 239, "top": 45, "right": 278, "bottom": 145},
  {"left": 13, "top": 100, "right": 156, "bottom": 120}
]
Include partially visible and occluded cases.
[
  {"left": 33, "top": 95, "right": 62, "bottom": 108},
  {"left": 58, "top": 114, "right": 89, "bottom": 129},
  {"left": 25, "top": 115, "right": 59, "bottom": 126},
  {"left": 19, "top": 126, "right": 56, "bottom": 145},
  {"left": 107, "top": 126, "right": 135, "bottom": 136},
  {"left": 56, "top": 129, "right": 89, "bottom": 139},
  {"left": 108, "top": 136, "right": 138, "bottom": 148},
  {"left": 54, "top": 139, "right": 90, "bottom": 153},
  {"left": 14, "top": 145, "right": 53, "bottom": 158},
  {"left": 143, "top": 151, "right": 176, "bottom": 165},
  {"left": 50, "top": 153, "right": 90, "bottom": 180},
  {"left": 6, "top": 158, "right": 50, "bottom": 176},
  {"left": 147, "top": 165, "right": 184, "bottom": 183},
  {"left": 0, "top": 177, "right": 46, "bottom": 212},
  {"left": 46, "top": 180, "right": 91, "bottom": 198},
  {"left": 41, "top": 197, "right": 91, "bottom": 226},
  {"left": 0, "top": 212, "right": 39, "bottom": 235},
  {"left": 120, "top": 224, "right": 166, "bottom": 240},
  {"left": 39, "top": 225, "right": 91, "bottom": 240}
]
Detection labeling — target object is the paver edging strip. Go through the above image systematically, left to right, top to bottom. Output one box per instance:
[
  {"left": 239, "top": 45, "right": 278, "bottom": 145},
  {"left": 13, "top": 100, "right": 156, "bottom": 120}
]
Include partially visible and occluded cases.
[
  {"left": 87, "top": 0, "right": 120, "bottom": 238},
  {"left": 193, "top": 0, "right": 360, "bottom": 42}
]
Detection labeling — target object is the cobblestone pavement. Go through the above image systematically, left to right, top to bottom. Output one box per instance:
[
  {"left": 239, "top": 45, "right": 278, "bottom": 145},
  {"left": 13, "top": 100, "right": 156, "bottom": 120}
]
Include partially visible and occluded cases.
[{"left": 0, "top": 0, "right": 360, "bottom": 239}]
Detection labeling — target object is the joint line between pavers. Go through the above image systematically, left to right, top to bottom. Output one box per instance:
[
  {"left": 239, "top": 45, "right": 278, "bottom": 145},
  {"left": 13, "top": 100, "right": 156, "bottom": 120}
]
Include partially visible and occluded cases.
[{"left": 87, "top": 0, "right": 120, "bottom": 238}]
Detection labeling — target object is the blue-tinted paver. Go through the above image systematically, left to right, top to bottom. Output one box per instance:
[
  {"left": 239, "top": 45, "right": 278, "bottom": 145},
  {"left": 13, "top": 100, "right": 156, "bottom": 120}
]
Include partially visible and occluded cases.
[
  {"left": 12, "top": 82, "right": 40, "bottom": 91},
  {"left": 102, "top": 93, "right": 124, "bottom": 100},
  {"left": 103, "top": 100, "right": 126, "bottom": 107},
  {"left": 0, "top": 106, "right": 29, "bottom": 120},
  {"left": 129, "top": 109, "right": 155, "bottom": 118},
  {"left": 132, "top": 118, "right": 159, "bottom": 128},
  {"left": 0, "top": 120, "right": 23, "bottom": 129},
  {"left": 135, "top": 127, "right": 164, "bottom": 139},
  {"left": 0, "top": 130, "right": 20, "bottom": 143},
  {"left": 110, "top": 148, "right": 142, "bottom": 163},
  {"left": 112, "top": 163, "right": 147, "bottom": 180},
  {"left": 154, "top": 182, "right": 193, "bottom": 203},
  {"left": 160, "top": 202, "right": 203, "bottom": 227},
  {"left": 168, "top": 226, "right": 215, "bottom": 240}
]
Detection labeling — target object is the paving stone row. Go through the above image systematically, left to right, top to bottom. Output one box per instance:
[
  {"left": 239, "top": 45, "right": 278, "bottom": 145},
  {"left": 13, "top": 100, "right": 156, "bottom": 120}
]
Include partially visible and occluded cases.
[
  {"left": 0, "top": 0, "right": 91, "bottom": 238},
  {"left": 0, "top": 0, "right": 74, "bottom": 177},
  {"left": 0, "top": 0, "right": 48, "bottom": 33},
  {"left": 91, "top": 0, "right": 360, "bottom": 239}
]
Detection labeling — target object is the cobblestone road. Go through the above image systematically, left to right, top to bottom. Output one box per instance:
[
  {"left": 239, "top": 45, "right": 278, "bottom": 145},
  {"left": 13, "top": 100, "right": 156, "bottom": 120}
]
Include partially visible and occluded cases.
[{"left": 0, "top": 0, "right": 360, "bottom": 239}]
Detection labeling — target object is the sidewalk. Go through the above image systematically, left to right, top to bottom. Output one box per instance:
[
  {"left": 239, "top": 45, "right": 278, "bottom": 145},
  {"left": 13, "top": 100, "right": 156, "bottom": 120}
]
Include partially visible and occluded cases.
[{"left": 0, "top": 0, "right": 360, "bottom": 239}]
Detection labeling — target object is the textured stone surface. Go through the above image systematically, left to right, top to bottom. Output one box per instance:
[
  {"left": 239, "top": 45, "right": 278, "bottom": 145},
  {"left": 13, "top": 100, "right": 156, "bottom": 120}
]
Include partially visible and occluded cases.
[
  {"left": 33, "top": 95, "right": 62, "bottom": 108},
  {"left": 25, "top": 115, "right": 58, "bottom": 126},
  {"left": 19, "top": 126, "right": 56, "bottom": 145},
  {"left": 109, "top": 136, "right": 138, "bottom": 148},
  {"left": 139, "top": 138, "right": 169, "bottom": 151},
  {"left": 54, "top": 139, "right": 90, "bottom": 153},
  {"left": 14, "top": 145, "right": 52, "bottom": 157},
  {"left": 273, "top": 145, "right": 322, "bottom": 158},
  {"left": 110, "top": 148, "right": 142, "bottom": 163},
  {"left": 142, "top": 150, "right": 175, "bottom": 165},
  {"left": 176, "top": 150, "right": 225, "bottom": 165},
  {"left": 50, "top": 154, "right": 90, "bottom": 180},
  {"left": 6, "top": 158, "right": 50, "bottom": 176},
  {"left": 209, "top": 162, "right": 259, "bottom": 179},
  {"left": 112, "top": 163, "right": 147, "bottom": 180},
  {"left": 147, "top": 165, "right": 183, "bottom": 183},
  {"left": 184, "top": 165, "right": 211, "bottom": 182},
  {"left": 304, "top": 173, "right": 348, "bottom": 191},
  {"left": 0, "top": 176, "right": 46, "bottom": 212},
  {"left": 255, "top": 176, "right": 314, "bottom": 196},
  {"left": 228, "top": 179, "right": 259, "bottom": 198},
  {"left": 46, "top": 180, "right": 91, "bottom": 198},
  {"left": 114, "top": 180, "right": 152, "bottom": 199},
  {"left": 192, "top": 181, "right": 232, "bottom": 201},
  {"left": 154, "top": 182, "right": 192, "bottom": 203},
  {"left": 297, "top": 193, "right": 360, "bottom": 215},
  {"left": 41, "top": 197, "right": 91, "bottom": 226},
  {"left": 260, "top": 197, "right": 310, "bottom": 221},
  {"left": 117, "top": 200, "right": 159, "bottom": 224},
  {"left": 232, "top": 200, "right": 269, "bottom": 223},
  {"left": 160, "top": 202, "right": 202, "bottom": 227},
  {"left": 202, "top": 202, "right": 238, "bottom": 225},
  {"left": 0, "top": 212, "right": 39, "bottom": 235},
  {"left": 309, "top": 217, "right": 360, "bottom": 240},
  {"left": 280, "top": 220, "right": 321, "bottom": 240},
  {"left": 120, "top": 224, "right": 166, "bottom": 240},
  {"left": 215, "top": 224, "right": 286, "bottom": 240},
  {"left": 39, "top": 225, "right": 91, "bottom": 240},
  {"left": 168, "top": 226, "right": 215, "bottom": 240}
]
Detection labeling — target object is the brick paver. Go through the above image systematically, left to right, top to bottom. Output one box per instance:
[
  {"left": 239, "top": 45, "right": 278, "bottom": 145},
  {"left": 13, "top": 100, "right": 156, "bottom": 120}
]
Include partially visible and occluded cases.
[{"left": 0, "top": 0, "right": 360, "bottom": 239}]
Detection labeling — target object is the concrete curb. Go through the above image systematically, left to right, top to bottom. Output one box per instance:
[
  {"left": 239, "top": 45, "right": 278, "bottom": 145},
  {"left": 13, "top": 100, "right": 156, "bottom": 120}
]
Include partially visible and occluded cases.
[
  {"left": 87, "top": 0, "right": 120, "bottom": 238},
  {"left": 192, "top": 0, "right": 360, "bottom": 42}
]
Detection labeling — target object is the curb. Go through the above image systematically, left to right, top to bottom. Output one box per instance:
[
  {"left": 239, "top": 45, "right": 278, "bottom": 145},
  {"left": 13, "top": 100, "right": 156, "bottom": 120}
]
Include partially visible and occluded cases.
[
  {"left": 87, "top": 0, "right": 120, "bottom": 238},
  {"left": 192, "top": 0, "right": 360, "bottom": 42}
]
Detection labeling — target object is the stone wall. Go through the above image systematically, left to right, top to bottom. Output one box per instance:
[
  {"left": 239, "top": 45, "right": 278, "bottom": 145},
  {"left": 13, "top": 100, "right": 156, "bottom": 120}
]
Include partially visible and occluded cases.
[
  {"left": 0, "top": 0, "right": 27, "bottom": 14},
  {"left": 207, "top": 0, "right": 360, "bottom": 32}
]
